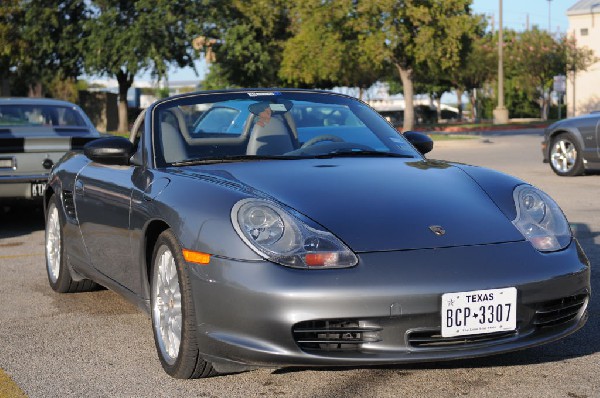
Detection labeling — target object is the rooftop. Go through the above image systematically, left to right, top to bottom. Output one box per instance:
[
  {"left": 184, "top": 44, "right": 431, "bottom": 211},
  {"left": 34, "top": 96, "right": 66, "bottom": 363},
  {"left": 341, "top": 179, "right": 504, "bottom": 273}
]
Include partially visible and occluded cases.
[{"left": 567, "top": 0, "right": 600, "bottom": 16}]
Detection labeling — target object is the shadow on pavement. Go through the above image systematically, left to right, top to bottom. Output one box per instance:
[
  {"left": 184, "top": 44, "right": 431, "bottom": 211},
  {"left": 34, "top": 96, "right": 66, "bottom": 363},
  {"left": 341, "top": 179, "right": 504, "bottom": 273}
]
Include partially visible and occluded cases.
[{"left": 0, "top": 203, "right": 45, "bottom": 238}]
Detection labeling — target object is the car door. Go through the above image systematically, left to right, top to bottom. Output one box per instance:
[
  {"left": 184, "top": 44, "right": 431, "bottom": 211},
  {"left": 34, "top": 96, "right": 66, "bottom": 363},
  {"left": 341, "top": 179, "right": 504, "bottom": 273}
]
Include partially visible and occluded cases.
[
  {"left": 577, "top": 115, "right": 600, "bottom": 162},
  {"left": 75, "top": 159, "right": 137, "bottom": 290}
]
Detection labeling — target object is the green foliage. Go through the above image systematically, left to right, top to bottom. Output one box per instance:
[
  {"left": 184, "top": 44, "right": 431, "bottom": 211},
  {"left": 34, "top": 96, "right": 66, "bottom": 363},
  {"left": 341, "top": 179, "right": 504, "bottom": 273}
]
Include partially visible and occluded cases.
[
  {"left": 0, "top": 0, "right": 25, "bottom": 79},
  {"left": 1, "top": 0, "right": 87, "bottom": 95},
  {"left": 84, "top": 0, "right": 204, "bottom": 132},
  {"left": 207, "top": 0, "right": 290, "bottom": 87},
  {"left": 280, "top": 0, "right": 383, "bottom": 90},
  {"left": 354, "top": 0, "right": 478, "bottom": 129},
  {"left": 201, "top": 63, "right": 237, "bottom": 90}
]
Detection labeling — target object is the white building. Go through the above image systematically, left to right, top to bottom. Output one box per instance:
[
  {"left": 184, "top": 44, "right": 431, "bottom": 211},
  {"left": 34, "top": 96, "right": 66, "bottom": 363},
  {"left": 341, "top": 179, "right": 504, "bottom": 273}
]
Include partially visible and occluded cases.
[{"left": 566, "top": 0, "right": 600, "bottom": 116}]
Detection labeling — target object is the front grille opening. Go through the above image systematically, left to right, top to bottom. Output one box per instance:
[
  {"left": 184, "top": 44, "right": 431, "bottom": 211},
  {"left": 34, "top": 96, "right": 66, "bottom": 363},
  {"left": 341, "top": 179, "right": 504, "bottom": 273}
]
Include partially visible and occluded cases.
[
  {"left": 533, "top": 294, "right": 587, "bottom": 328},
  {"left": 293, "top": 319, "right": 382, "bottom": 352},
  {"left": 407, "top": 329, "right": 517, "bottom": 349}
]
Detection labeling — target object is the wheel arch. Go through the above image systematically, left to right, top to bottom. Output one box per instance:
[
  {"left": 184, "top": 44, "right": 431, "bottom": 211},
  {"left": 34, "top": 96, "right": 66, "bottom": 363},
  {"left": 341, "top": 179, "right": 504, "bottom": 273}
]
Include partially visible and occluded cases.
[
  {"left": 547, "top": 127, "right": 585, "bottom": 157},
  {"left": 44, "top": 185, "right": 55, "bottom": 213},
  {"left": 143, "top": 219, "right": 171, "bottom": 297}
]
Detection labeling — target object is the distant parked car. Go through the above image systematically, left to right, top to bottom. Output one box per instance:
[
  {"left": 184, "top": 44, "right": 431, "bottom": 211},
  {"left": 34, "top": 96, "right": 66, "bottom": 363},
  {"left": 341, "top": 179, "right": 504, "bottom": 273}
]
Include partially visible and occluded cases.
[
  {"left": 0, "top": 98, "right": 99, "bottom": 203},
  {"left": 542, "top": 111, "right": 600, "bottom": 176}
]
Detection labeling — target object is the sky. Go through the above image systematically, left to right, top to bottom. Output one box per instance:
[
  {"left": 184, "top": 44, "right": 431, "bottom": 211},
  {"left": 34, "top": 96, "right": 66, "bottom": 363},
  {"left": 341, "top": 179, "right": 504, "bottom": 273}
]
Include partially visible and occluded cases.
[{"left": 146, "top": 0, "right": 576, "bottom": 83}]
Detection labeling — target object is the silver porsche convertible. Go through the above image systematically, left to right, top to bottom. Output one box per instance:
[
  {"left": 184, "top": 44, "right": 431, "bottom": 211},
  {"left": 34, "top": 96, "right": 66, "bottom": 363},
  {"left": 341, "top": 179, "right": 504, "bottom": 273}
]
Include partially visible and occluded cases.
[{"left": 44, "top": 89, "right": 590, "bottom": 379}]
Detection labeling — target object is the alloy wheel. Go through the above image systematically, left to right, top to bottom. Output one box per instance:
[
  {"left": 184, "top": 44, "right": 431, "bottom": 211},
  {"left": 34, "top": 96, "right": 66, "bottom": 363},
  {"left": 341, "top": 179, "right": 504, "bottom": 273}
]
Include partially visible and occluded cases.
[
  {"left": 550, "top": 138, "right": 578, "bottom": 173},
  {"left": 46, "top": 204, "right": 61, "bottom": 284},
  {"left": 153, "top": 246, "right": 182, "bottom": 365}
]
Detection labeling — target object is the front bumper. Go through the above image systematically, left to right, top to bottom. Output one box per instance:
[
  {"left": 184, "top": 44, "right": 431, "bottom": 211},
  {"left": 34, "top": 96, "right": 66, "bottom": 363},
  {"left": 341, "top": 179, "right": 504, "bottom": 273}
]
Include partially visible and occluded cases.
[
  {"left": 0, "top": 174, "right": 48, "bottom": 199},
  {"left": 187, "top": 240, "right": 590, "bottom": 368}
]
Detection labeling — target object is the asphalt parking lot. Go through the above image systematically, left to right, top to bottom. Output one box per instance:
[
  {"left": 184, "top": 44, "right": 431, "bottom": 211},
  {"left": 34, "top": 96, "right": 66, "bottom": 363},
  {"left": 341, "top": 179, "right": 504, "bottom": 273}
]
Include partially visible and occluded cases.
[{"left": 0, "top": 132, "right": 598, "bottom": 398}]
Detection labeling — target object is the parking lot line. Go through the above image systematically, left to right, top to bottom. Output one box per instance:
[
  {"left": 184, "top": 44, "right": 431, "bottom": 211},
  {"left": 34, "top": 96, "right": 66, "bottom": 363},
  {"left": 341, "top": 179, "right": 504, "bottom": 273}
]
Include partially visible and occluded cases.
[
  {"left": 0, "top": 253, "right": 43, "bottom": 260},
  {"left": 0, "top": 369, "right": 27, "bottom": 398}
]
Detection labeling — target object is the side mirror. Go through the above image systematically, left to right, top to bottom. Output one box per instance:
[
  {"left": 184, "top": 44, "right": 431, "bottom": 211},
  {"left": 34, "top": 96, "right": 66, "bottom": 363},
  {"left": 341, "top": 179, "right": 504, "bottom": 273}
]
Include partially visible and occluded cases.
[
  {"left": 403, "top": 131, "right": 434, "bottom": 155},
  {"left": 84, "top": 136, "right": 135, "bottom": 165}
]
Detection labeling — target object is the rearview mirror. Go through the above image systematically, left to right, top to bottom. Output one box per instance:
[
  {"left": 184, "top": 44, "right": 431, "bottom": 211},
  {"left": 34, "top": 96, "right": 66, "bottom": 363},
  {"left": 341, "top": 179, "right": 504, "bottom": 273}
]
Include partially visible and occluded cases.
[
  {"left": 403, "top": 131, "right": 433, "bottom": 155},
  {"left": 84, "top": 136, "right": 134, "bottom": 166}
]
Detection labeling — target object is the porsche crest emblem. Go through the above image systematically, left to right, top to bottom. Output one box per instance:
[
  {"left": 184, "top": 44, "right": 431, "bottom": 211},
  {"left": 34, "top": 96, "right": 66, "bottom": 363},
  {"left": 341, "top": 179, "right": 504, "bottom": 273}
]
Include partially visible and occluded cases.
[{"left": 429, "top": 225, "right": 446, "bottom": 236}]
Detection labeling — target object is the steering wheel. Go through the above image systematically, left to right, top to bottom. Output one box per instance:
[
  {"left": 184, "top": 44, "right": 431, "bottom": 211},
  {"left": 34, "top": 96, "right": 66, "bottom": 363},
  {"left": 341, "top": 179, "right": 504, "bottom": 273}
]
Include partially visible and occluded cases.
[{"left": 301, "top": 134, "right": 344, "bottom": 149}]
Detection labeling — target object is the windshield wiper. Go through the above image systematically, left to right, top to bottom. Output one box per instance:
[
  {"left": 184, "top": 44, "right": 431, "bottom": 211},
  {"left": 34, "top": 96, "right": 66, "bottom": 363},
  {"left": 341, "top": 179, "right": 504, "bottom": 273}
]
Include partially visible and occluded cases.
[
  {"left": 314, "top": 150, "right": 415, "bottom": 159},
  {"left": 172, "top": 155, "right": 299, "bottom": 166}
]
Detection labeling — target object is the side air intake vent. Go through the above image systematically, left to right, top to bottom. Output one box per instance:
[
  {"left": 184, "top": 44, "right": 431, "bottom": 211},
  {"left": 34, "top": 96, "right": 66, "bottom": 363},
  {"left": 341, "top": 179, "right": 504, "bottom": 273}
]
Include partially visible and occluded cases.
[{"left": 62, "top": 190, "right": 77, "bottom": 222}]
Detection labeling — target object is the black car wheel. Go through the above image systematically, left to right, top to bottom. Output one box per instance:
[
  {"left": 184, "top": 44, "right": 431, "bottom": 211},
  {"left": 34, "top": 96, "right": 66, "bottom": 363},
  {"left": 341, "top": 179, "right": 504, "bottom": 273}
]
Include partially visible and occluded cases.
[
  {"left": 549, "top": 133, "right": 585, "bottom": 176},
  {"left": 45, "top": 195, "right": 97, "bottom": 293},
  {"left": 150, "top": 229, "right": 216, "bottom": 379}
]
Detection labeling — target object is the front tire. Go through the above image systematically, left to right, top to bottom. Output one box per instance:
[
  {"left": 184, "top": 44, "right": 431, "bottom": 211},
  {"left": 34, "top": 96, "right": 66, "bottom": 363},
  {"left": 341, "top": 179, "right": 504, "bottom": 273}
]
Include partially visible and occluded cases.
[
  {"left": 549, "top": 133, "right": 585, "bottom": 176},
  {"left": 45, "top": 195, "right": 97, "bottom": 293},
  {"left": 150, "top": 230, "right": 216, "bottom": 379}
]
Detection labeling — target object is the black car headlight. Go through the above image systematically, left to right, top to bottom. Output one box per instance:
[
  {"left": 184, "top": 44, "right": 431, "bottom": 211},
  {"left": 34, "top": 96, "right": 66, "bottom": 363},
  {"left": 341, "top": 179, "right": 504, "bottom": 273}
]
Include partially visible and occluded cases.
[
  {"left": 512, "top": 185, "right": 571, "bottom": 252},
  {"left": 232, "top": 198, "right": 358, "bottom": 268}
]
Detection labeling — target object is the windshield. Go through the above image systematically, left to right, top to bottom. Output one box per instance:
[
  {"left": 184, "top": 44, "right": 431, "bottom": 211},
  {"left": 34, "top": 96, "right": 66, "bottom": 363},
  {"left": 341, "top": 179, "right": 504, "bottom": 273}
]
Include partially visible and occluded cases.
[
  {"left": 153, "top": 91, "right": 421, "bottom": 166},
  {"left": 0, "top": 104, "right": 87, "bottom": 127}
]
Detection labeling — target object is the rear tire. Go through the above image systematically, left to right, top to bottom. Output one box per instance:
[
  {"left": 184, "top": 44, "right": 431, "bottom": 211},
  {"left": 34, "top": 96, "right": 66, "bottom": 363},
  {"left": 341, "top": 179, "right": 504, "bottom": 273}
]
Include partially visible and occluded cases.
[
  {"left": 549, "top": 133, "right": 585, "bottom": 176},
  {"left": 45, "top": 195, "right": 97, "bottom": 293},
  {"left": 150, "top": 229, "right": 216, "bottom": 379}
]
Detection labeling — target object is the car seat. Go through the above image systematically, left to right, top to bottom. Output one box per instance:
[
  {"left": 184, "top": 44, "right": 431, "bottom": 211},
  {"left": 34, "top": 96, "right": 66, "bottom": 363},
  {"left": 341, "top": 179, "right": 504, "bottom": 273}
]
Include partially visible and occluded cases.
[{"left": 246, "top": 115, "right": 296, "bottom": 156}]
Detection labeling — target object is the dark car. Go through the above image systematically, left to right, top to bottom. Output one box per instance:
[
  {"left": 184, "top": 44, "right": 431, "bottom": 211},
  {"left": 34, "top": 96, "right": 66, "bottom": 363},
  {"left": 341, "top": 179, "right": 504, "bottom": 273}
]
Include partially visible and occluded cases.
[
  {"left": 45, "top": 89, "right": 590, "bottom": 379},
  {"left": 0, "top": 98, "right": 99, "bottom": 203},
  {"left": 542, "top": 111, "right": 600, "bottom": 176}
]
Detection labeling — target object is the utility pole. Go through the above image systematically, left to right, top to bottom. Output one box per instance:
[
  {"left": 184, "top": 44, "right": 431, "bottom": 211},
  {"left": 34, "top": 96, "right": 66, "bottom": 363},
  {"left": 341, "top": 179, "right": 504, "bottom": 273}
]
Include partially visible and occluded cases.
[
  {"left": 493, "top": 0, "right": 509, "bottom": 124},
  {"left": 547, "top": 0, "right": 552, "bottom": 31}
]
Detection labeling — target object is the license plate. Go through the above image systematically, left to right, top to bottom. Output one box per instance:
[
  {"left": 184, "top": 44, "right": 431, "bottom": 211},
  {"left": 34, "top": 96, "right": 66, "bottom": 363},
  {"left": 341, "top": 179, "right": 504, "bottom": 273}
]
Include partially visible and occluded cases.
[
  {"left": 31, "top": 182, "right": 46, "bottom": 197},
  {"left": 441, "top": 287, "right": 517, "bottom": 337}
]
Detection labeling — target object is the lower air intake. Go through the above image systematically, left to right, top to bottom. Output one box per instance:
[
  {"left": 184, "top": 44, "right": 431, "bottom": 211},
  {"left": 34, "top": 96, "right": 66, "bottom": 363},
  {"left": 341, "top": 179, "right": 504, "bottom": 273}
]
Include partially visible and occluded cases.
[
  {"left": 533, "top": 294, "right": 588, "bottom": 328},
  {"left": 292, "top": 319, "right": 382, "bottom": 352},
  {"left": 407, "top": 329, "right": 517, "bottom": 349}
]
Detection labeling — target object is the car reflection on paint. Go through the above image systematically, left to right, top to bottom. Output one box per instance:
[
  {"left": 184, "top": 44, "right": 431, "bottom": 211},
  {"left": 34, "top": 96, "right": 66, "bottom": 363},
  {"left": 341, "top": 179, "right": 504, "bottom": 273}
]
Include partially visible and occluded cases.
[{"left": 44, "top": 89, "right": 590, "bottom": 379}]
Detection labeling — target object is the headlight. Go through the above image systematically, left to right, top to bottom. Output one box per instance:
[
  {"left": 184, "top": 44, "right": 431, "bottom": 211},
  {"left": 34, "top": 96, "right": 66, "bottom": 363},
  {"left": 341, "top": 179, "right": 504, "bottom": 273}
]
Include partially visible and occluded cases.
[
  {"left": 512, "top": 185, "right": 571, "bottom": 252},
  {"left": 232, "top": 198, "right": 358, "bottom": 268}
]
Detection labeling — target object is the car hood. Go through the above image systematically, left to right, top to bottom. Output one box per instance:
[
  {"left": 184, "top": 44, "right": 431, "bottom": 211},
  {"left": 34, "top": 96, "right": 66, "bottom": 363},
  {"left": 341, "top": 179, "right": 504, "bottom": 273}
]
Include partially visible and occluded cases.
[{"left": 178, "top": 158, "right": 525, "bottom": 252}]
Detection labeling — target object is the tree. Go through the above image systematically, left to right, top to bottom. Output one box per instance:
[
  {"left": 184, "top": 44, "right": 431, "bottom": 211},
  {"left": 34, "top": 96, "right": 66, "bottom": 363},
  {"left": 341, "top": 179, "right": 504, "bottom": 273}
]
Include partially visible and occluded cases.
[
  {"left": 0, "top": 0, "right": 25, "bottom": 95},
  {"left": 84, "top": 0, "right": 202, "bottom": 133},
  {"left": 204, "top": 0, "right": 290, "bottom": 88},
  {"left": 280, "top": 0, "right": 383, "bottom": 96},
  {"left": 355, "top": 0, "right": 477, "bottom": 131},
  {"left": 1, "top": 1, "right": 87, "bottom": 98},
  {"left": 23, "top": 1, "right": 88, "bottom": 99},
  {"left": 504, "top": 27, "right": 564, "bottom": 120},
  {"left": 450, "top": 30, "right": 496, "bottom": 122}
]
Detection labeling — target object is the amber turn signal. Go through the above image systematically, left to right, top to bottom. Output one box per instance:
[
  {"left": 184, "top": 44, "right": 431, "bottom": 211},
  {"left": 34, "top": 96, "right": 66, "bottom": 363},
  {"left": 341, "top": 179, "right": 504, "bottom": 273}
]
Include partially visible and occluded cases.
[{"left": 182, "top": 249, "right": 211, "bottom": 265}]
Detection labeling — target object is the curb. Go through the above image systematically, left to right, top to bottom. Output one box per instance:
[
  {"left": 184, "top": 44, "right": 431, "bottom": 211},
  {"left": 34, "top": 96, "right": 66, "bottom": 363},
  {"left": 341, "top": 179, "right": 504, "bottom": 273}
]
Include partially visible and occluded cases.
[{"left": 413, "top": 123, "right": 550, "bottom": 134}]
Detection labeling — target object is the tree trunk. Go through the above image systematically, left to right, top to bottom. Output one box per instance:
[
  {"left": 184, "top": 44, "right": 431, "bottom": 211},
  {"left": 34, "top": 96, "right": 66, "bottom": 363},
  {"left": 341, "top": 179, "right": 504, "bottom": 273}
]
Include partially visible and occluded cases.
[
  {"left": 396, "top": 64, "right": 414, "bottom": 132},
  {"left": 116, "top": 70, "right": 134, "bottom": 134},
  {"left": 1, "top": 78, "right": 10, "bottom": 96},
  {"left": 28, "top": 82, "right": 43, "bottom": 97},
  {"left": 455, "top": 88, "right": 464, "bottom": 121},
  {"left": 470, "top": 89, "right": 478, "bottom": 123},
  {"left": 542, "top": 90, "right": 551, "bottom": 121},
  {"left": 435, "top": 97, "right": 442, "bottom": 123}
]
